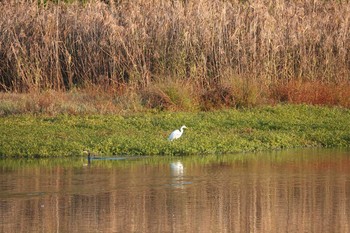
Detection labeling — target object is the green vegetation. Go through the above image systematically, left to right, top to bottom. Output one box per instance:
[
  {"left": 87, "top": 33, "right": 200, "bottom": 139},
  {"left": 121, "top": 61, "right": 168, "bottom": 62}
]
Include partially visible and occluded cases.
[
  {"left": 1, "top": 1, "right": 350, "bottom": 157},
  {"left": 1, "top": 105, "right": 349, "bottom": 158}
]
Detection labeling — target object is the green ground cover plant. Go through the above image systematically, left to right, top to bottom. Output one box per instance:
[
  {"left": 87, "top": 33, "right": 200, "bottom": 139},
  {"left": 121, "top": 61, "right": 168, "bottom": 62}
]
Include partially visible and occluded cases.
[
  {"left": 1, "top": 1, "right": 350, "bottom": 158},
  {"left": 1, "top": 105, "right": 349, "bottom": 158}
]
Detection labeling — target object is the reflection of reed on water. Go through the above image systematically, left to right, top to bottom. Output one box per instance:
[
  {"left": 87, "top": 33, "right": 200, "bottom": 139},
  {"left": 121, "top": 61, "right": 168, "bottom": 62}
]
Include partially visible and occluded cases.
[{"left": 1, "top": 156, "right": 350, "bottom": 233}]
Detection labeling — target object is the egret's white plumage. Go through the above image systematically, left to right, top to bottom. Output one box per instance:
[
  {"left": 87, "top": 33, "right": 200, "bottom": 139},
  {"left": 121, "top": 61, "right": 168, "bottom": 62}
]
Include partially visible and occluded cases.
[{"left": 168, "top": 125, "right": 187, "bottom": 141}]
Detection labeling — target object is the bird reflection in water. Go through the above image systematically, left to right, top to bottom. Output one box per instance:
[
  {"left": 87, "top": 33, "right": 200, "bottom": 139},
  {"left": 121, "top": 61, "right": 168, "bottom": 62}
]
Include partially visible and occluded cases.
[
  {"left": 169, "top": 161, "right": 189, "bottom": 188},
  {"left": 170, "top": 161, "right": 184, "bottom": 176}
]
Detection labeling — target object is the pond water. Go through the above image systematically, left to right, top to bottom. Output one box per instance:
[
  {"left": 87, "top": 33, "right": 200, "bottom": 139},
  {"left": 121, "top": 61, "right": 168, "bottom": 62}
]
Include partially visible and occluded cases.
[{"left": 1, "top": 149, "right": 350, "bottom": 233}]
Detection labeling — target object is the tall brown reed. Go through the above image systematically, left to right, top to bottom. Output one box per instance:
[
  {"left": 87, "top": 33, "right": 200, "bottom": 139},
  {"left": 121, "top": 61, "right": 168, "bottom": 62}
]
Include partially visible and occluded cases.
[{"left": 0, "top": 0, "right": 350, "bottom": 108}]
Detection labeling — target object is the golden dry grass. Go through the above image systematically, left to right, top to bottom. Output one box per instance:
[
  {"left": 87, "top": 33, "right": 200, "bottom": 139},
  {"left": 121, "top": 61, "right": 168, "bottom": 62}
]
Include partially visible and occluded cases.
[{"left": 1, "top": 0, "right": 350, "bottom": 112}]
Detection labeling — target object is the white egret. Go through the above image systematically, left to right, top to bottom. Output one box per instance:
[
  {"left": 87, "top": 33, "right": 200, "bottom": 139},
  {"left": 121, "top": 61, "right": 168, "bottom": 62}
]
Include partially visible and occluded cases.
[{"left": 168, "top": 125, "right": 187, "bottom": 141}]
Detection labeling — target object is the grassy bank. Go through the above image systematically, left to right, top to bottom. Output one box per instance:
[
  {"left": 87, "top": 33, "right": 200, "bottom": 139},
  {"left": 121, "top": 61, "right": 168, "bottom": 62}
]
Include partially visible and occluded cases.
[
  {"left": 1, "top": 1, "right": 350, "bottom": 158},
  {"left": 1, "top": 105, "right": 349, "bottom": 158}
]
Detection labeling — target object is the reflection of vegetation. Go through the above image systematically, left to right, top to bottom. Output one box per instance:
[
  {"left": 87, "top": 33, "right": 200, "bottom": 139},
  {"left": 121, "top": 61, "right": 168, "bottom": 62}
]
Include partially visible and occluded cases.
[
  {"left": 1, "top": 105, "right": 350, "bottom": 158},
  {"left": 1, "top": 148, "right": 347, "bottom": 170},
  {"left": 1, "top": 148, "right": 349, "bottom": 233},
  {"left": 0, "top": 158, "right": 84, "bottom": 170}
]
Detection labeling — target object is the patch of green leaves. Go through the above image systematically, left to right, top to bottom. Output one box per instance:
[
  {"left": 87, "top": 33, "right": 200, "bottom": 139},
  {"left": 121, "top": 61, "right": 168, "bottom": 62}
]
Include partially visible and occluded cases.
[{"left": 1, "top": 105, "right": 350, "bottom": 157}]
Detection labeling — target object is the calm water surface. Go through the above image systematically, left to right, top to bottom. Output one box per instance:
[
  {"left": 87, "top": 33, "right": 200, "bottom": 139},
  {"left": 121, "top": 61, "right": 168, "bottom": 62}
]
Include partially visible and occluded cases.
[{"left": 1, "top": 149, "right": 350, "bottom": 233}]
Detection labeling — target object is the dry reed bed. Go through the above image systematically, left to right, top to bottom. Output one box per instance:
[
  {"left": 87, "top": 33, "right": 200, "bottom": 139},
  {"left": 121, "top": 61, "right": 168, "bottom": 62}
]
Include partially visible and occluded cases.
[{"left": 1, "top": 0, "right": 350, "bottom": 111}]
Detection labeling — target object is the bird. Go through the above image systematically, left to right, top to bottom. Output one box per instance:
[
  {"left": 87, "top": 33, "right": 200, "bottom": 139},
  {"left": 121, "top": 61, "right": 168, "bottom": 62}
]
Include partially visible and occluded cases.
[
  {"left": 168, "top": 125, "right": 187, "bottom": 141},
  {"left": 83, "top": 150, "right": 95, "bottom": 165}
]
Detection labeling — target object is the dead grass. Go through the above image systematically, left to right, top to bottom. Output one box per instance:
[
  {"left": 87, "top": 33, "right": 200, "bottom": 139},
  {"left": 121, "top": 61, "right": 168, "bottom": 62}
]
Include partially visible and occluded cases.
[
  {"left": 1, "top": 0, "right": 350, "bottom": 112},
  {"left": 1, "top": 79, "right": 349, "bottom": 116},
  {"left": 271, "top": 80, "right": 350, "bottom": 108}
]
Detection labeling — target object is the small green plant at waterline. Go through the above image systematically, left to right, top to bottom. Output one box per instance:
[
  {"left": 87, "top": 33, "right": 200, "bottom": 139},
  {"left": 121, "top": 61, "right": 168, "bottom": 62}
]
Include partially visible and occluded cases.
[{"left": 1, "top": 105, "right": 350, "bottom": 158}]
